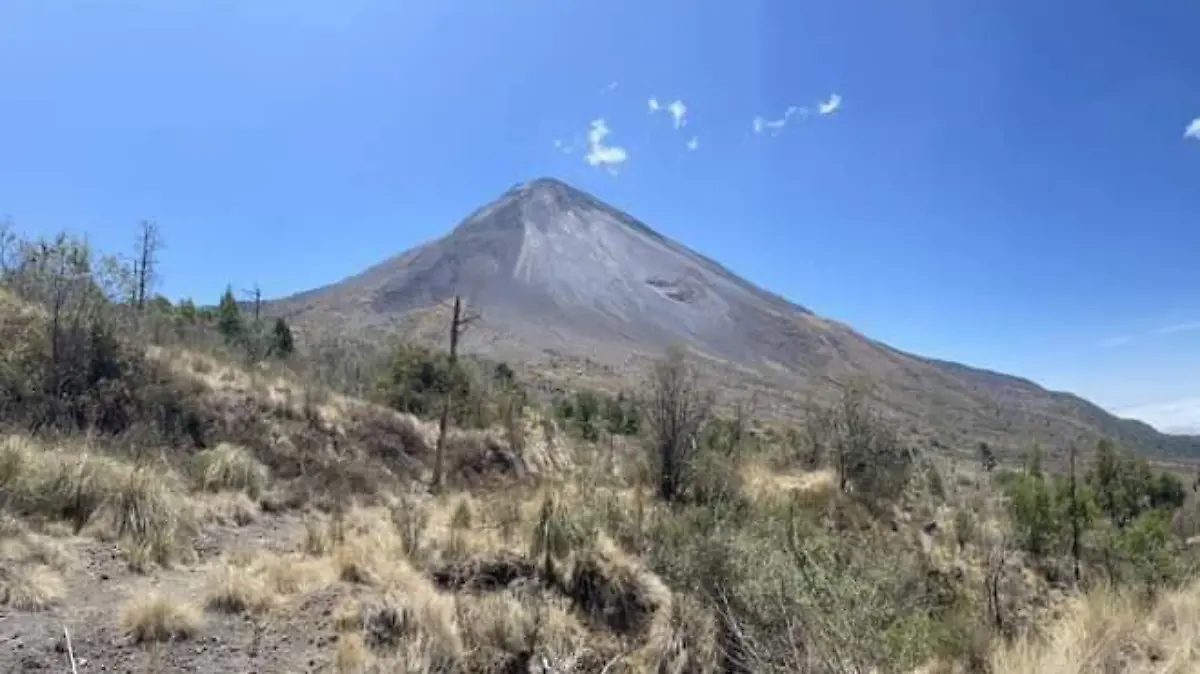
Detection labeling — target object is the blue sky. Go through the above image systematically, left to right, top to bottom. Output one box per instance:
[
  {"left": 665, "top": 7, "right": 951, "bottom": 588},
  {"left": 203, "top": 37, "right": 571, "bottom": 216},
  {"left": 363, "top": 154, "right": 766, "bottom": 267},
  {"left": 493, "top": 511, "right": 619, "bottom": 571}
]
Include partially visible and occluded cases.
[{"left": 3, "top": 0, "right": 1200, "bottom": 431}]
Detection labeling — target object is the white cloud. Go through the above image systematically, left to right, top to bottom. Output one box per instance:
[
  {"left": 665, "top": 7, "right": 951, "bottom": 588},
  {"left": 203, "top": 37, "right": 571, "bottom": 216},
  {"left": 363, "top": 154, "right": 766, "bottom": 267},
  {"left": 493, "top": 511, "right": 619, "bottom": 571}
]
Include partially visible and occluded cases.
[
  {"left": 601, "top": 81, "right": 619, "bottom": 94},
  {"left": 818, "top": 93, "right": 842, "bottom": 116},
  {"left": 648, "top": 97, "right": 688, "bottom": 129},
  {"left": 667, "top": 100, "right": 688, "bottom": 129},
  {"left": 753, "top": 105, "right": 806, "bottom": 136},
  {"left": 1185, "top": 117, "right": 1200, "bottom": 140},
  {"left": 584, "top": 118, "right": 628, "bottom": 174},
  {"left": 685, "top": 136, "right": 699, "bottom": 151},
  {"left": 1118, "top": 397, "right": 1200, "bottom": 434}
]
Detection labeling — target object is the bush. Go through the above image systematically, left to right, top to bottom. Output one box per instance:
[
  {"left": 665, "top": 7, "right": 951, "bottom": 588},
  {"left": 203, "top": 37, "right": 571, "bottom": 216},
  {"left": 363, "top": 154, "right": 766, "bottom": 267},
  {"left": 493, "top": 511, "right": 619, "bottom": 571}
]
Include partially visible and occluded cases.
[
  {"left": 374, "top": 344, "right": 468, "bottom": 419},
  {"left": 643, "top": 347, "right": 714, "bottom": 503}
]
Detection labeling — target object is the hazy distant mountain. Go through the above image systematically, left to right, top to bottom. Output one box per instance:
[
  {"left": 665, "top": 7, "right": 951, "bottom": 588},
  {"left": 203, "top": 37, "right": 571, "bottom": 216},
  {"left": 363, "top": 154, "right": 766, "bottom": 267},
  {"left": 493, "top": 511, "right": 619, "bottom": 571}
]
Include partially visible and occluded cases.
[{"left": 273, "top": 178, "right": 1200, "bottom": 460}]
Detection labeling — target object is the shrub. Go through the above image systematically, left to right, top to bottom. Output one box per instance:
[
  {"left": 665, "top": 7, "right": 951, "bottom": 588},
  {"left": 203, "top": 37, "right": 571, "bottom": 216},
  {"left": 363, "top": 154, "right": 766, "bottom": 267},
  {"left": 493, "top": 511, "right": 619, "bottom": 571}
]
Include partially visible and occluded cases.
[{"left": 643, "top": 346, "right": 714, "bottom": 503}]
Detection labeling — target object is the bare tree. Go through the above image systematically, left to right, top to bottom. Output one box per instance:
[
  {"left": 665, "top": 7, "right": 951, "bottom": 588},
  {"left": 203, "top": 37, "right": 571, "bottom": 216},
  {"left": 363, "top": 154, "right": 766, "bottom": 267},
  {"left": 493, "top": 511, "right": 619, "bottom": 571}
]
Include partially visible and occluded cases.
[
  {"left": 131, "top": 220, "right": 163, "bottom": 311},
  {"left": 241, "top": 284, "right": 263, "bottom": 324},
  {"left": 431, "top": 295, "right": 479, "bottom": 493},
  {"left": 644, "top": 345, "right": 713, "bottom": 503},
  {"left": 825, "top": 382, "right": 913, "bottom": 513},
  {"left": 1068, "top": 440, "right": 1082, "bottom": 587},
  {"left": 985, "top": 534, "right": 1011, "bottom": 635}
]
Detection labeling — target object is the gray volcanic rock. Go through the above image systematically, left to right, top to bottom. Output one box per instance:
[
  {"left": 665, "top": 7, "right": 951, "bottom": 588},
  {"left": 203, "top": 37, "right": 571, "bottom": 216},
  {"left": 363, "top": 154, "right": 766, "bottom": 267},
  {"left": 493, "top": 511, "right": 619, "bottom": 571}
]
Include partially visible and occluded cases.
[
  {"left": 273, "top": 177, "right": 1200, "bottom": 459},
  {"left": 290, "top": 178, "right": 813, "bottom": 363}
]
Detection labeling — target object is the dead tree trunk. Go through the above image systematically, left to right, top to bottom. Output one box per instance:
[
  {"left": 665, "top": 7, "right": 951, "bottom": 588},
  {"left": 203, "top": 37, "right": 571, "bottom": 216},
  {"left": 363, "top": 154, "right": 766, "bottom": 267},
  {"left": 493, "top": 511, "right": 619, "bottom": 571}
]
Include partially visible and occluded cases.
[
  {"left": 432, "top": 295, "right": 478, "bottom": 493},
  {"left": 1069, "top": 441, "right": 1082, "bottom": 587}
]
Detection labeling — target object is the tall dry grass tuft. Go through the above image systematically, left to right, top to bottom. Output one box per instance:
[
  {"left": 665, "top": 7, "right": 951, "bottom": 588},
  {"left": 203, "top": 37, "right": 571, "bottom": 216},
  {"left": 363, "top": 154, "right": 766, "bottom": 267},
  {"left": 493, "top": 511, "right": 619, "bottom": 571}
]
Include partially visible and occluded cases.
[
  {"left": 0, "top": 435, "right": 195, "bottom": 569},
  {"left": 187, "top": 443, "right": 268, "bottom": 499},
  {"left": 108, "top": 463, "right": 196, "bottom": 570},
  {"left": 205, "top": 563, "right": 275, "bottom": 615},
  {"left": 0, "top": 564, "right": 65, "bottom": 611},
  {"left": 991, "top": 578, "right": 1200, "bottom": 673},
  {"left": 120, "top": 593, "right": 205, "bottom": 644},
  {"left": 334, "top": 632, "right": 372, "bottom": 673}
]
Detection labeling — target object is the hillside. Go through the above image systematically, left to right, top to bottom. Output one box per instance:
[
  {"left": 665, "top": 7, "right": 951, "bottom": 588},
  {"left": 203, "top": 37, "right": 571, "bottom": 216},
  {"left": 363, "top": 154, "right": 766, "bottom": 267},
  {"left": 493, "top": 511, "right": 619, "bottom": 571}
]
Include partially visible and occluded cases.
[
  {"left": 271, "top": 177, "right": 1200, "bottom": 461},
  {"left": 3, "top": 229, "right": 1200, "bottom": 674}
]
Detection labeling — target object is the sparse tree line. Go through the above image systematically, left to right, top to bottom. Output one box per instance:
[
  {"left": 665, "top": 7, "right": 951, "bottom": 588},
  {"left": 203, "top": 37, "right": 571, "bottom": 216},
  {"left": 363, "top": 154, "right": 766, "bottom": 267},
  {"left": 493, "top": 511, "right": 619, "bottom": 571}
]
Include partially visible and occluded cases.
[{"left": 998, "top": 438, "right": 1192, "bottom": 598}]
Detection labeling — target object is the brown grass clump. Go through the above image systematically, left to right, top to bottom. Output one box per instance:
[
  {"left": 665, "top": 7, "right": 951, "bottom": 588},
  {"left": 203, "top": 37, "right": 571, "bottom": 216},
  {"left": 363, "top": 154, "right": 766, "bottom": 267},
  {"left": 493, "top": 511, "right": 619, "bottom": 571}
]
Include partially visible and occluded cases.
[
  {"left": 0, "top": 435, "right": 195, "bottom": 570},
  {"left": 187, "top": 442, "right": 268, "bottom": 498},
  {"left": 106, "top": 463, "right": 196, "bottom": 571},
  {"left": 195, "top": 490, "right": 259, "bottom": 526},
  {"left": 569, "top": 535, "right": 672, "bottom": 638},
  {"left": 204, "top": 550, "right": 335, "bottom": 616},
  {"left": 260, "top": 552, "right": 336, "bottom": 595},
  {"left": 205, "top": 563, "right": 275, "bottom": 615},
  {"left": 0, "top": 564, "right": 65, "bottom": 611},
  {"left": 990, "top": 579, "right": 1200, "bottom": 673},
  {"left": 357, "top": 589, "right": 464, "bottom": 667},
  {"left": 455, "top": 592, "right": 597, "bottom": 671},
  {"left": 120, "top": 593, "right": 204, "bottom": 644},
  {"left": 334, "top": 632, "right": 372, "bottom": 673}
]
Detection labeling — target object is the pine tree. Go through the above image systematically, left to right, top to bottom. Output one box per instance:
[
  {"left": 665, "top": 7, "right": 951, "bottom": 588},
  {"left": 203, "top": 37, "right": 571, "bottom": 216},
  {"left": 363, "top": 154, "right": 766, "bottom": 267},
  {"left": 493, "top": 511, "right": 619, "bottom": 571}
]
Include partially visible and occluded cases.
[
  {"left": 217, "top": 285, "right": 243, "bottom": 342},
  {"left": 178, "top": 297, "right": 197, "bottom": 324},
  {"left": 271, "top": 317, "right": 295, "bottom": 358}
]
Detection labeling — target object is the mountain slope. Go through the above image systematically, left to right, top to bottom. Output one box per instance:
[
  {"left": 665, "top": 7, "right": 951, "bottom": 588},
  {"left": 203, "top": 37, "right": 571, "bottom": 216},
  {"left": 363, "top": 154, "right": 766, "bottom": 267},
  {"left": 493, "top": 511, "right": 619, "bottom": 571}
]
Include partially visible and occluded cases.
[{"left": 273, "top": 178, "right": 1200, "bottom": 460}]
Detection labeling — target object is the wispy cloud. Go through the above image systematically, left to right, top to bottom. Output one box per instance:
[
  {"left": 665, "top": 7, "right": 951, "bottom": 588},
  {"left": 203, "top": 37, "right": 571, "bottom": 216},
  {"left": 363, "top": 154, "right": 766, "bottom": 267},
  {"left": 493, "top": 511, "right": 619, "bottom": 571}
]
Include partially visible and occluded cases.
[
  {"left": 601, "top": 81, "right": 619, "bottom": 95},
  {"left": 818, "top": 93, "right": 842, "bottom": 116},
  {"left": 648, "top": 97, "right": 688, "bottom": 128},
  {"left": 667, "top": 100, "right": 688, "bottom": 129},
  {"left": 753, "top": 105, "right": 806, "bottom": 136},
  {"left": 1185, "top": 117, "right": 1200, "bottom": 140},
  {"left": 584, "top": 118, "right": 627, "bottom": 174},
  {"left": 685, "top": 136, "right": 699, "bottom": 152},
  {"left": 553, "top": 137, "right": 583, "bottom": 155},
  {"left": 1097, "top": 319, "right": 1200, "bottom": 348},
  {"left": 1151, "top": 320, "right": 1200, "bottom": 336},
  {"left": 1097, "top": 335, "right": 1133, "bottom": 349},
  {"left": 1118, "top": 397, "right": 1200, "bottom": 434}
]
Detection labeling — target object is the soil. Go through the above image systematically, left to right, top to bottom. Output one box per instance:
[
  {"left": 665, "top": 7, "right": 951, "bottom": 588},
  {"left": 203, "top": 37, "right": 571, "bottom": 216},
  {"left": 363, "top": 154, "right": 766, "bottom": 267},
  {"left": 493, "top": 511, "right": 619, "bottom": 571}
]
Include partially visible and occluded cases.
[{"left": 0, "top": 513, "right": 344, "bottom": 674}]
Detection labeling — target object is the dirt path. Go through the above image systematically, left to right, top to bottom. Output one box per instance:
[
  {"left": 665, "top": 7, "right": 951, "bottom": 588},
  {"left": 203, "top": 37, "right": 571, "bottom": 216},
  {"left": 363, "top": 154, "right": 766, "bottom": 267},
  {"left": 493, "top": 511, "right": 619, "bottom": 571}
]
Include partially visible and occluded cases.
[{"left": 0, "top": 512, "right": 344, "bottom": 673}]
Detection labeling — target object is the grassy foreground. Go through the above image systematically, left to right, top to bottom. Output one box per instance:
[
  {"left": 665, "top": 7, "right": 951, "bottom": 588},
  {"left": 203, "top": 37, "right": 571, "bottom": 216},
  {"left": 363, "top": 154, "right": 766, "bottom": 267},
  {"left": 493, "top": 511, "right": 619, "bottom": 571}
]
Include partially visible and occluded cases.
[{"left": 2, "top": 227, "right": 1200, "bottom": 673}]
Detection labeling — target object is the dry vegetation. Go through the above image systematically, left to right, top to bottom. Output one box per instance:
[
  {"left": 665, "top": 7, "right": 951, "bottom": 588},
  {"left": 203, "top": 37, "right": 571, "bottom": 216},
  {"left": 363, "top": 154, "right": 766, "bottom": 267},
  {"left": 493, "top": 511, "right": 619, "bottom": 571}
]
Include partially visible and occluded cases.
[{"left": 2, "top": 224, "right": 1200, "bottom": 673}]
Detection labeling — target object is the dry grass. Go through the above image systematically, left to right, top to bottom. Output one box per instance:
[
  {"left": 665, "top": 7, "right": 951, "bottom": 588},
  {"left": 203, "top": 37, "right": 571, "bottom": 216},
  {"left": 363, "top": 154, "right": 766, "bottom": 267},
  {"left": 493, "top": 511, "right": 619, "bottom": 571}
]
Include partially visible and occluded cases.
[
  {"left": 0, "top": 435, "right": 196, "bottom": 570},
  {"left": 188, "top": 443, "right": 268, "bottom": 499},
  {"left": 740, "top": 461, "right": 836, "bottom": 507},
  {"left": 194, "top": 491, "right": 259, "bottom": 526},
  {"left": 205, "top": 549, "right": 336, "bottom": 616},
  {"left": 205, "top": 562, "right": 276, "bottom": 614},
  {"left": 0, "top": 563, "right": 65, "bottom": 611},
  {"left": 991, "top": 579, "right": 1200, "bottom": 673},
  {"left": 120, "top": 593, "right": 205, "bottom": 644},
  {"left": 334, "top": 632, "right": 372, "bottom": 672}
]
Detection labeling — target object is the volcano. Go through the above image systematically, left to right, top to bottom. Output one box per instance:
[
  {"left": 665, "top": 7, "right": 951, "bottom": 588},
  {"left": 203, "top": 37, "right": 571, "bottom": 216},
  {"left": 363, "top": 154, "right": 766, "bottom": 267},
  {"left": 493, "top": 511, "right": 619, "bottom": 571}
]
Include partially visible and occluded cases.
[{"left": 272, "top": 177, "right": 1200, "bottom": 460}]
